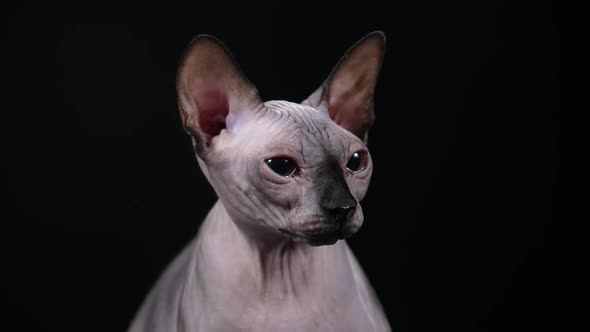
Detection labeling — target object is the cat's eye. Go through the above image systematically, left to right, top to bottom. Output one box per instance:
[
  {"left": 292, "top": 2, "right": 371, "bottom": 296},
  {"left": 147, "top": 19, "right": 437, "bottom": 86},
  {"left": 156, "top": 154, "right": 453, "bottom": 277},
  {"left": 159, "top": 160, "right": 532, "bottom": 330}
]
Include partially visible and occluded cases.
[
  {"left": 346, "top": 150, "right": 368, "bottom": 173},
  {"left": 266, "top": 158, "right": 298, "bottom": 177}
]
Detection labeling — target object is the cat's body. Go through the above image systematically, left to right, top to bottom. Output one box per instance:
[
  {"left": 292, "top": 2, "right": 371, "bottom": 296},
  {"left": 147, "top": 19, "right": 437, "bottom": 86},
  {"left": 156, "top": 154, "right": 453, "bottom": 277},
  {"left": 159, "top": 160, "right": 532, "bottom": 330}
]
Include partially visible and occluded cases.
[
  {"left": 128, "top": 33, "right": 391, "bottom": 331},
  {"left": 129, "top": 200, "right": 389, "bottom": 332}
]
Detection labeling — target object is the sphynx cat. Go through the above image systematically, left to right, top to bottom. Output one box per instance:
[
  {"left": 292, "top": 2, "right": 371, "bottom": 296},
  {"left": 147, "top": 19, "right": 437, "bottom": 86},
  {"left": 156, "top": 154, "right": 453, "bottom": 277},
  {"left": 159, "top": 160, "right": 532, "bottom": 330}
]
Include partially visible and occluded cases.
[{"left": 128, "top": 31, "right": 391, "bottom": 331}]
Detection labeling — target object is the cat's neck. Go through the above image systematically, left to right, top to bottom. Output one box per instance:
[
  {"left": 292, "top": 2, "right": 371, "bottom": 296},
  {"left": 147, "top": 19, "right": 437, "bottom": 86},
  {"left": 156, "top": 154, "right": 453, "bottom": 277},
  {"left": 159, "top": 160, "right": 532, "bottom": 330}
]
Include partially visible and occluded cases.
[{"left": 195, "top": 200, "right": 355, "bottom": 300}]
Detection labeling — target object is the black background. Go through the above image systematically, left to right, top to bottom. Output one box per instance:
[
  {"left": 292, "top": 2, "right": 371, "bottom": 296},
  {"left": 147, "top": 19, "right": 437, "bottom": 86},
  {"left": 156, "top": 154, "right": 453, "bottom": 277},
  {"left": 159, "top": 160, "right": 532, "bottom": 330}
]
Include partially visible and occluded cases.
[{"left": 8, "top": 1, "right": 569, "bottom": 331}]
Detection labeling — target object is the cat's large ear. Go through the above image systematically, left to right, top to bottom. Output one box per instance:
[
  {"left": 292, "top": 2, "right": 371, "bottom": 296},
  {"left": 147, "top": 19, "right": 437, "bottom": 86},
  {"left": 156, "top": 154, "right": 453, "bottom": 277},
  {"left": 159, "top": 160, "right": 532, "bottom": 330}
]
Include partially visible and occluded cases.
[
  {"left": 303, "top": 31, "right": 385, "bottom": 143},
  {"left": 177, "top": 35, "right": 262, "bottom": 155}
]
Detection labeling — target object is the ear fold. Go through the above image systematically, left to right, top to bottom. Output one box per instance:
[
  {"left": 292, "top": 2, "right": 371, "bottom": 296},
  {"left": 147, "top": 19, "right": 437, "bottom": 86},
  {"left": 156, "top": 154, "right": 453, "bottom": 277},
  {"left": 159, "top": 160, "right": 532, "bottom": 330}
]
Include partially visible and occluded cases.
[
  {"left": 303, "top": 31, "right": 386, "bottom": 143},
  {"left": 177, "top": 35, "right": 261, "bottom": 154}
]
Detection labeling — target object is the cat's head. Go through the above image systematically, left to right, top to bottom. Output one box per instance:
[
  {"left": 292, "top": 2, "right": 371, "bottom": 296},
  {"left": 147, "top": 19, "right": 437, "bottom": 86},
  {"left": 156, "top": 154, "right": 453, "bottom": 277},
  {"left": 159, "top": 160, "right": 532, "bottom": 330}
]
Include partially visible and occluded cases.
[{"left": 177, "top": 33, "right": 385, "bottom": 246}]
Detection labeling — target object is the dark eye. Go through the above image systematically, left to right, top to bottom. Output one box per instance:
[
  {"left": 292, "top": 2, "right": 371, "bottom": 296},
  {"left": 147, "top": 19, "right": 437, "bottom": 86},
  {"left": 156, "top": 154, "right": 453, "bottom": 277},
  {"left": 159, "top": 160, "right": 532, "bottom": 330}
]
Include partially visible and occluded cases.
[
  {"left": 346, "top": 150, "right": 367, "bottom": 173},
  {"left": 265, "top": 158, "right": 298, "bottom": 177}
]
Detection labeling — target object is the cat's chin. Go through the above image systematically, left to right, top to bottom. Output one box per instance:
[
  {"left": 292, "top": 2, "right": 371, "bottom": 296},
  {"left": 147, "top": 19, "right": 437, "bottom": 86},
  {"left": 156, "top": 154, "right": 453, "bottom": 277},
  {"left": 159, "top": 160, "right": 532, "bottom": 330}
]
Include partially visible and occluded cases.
[
  {"left": 278, "top": 225, "right": 358, "bottom": 246},
  {"left": 289, "top": 230, "right": 348, "bottom": 247},
  {"left": 305, "top": 235, "right": 341, "bottom": 246}
]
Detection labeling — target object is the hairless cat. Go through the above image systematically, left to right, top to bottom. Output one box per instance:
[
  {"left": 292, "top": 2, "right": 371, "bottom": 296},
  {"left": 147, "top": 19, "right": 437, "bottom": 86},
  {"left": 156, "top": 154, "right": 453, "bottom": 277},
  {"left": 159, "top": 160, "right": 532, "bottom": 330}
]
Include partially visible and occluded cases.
[{"left": 128, "top": 31, "right": 391, "bottom": 332}]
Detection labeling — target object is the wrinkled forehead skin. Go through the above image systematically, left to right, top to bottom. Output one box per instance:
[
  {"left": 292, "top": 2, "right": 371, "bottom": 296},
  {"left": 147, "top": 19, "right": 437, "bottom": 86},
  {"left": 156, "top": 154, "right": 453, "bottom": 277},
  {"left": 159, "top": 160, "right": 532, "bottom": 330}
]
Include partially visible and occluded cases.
[{"left": 218, "top": 100, "right": 364, "bottom": 166}]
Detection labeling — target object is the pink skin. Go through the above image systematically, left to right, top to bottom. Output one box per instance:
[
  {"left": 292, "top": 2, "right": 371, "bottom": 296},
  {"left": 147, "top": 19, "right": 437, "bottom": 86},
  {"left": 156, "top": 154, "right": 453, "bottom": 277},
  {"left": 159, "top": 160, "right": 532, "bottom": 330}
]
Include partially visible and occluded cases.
[{"left": 128, "top": 32, "right": 390, "bottom": 332}]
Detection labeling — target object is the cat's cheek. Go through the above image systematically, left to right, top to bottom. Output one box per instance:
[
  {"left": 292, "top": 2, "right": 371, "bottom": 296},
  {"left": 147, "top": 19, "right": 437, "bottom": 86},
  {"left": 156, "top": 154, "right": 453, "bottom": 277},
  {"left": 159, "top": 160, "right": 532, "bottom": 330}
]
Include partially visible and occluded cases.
[
  {"left": 348, "top": 163, "right": 373, "bottom": 201},
  {"left": 343, "top": 205, "right": 365, "bottom": 238}
]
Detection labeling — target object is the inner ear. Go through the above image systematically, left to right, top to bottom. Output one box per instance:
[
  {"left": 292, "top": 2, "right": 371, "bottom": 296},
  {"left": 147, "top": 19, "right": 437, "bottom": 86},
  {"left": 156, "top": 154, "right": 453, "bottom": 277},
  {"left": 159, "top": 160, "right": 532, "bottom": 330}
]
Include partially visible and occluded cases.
[
  {"left": 177, "top": 35, "right": 261, "bottom": 153},
  {"left": 192, "top": 87, "right": 229, "bottom": 137}
]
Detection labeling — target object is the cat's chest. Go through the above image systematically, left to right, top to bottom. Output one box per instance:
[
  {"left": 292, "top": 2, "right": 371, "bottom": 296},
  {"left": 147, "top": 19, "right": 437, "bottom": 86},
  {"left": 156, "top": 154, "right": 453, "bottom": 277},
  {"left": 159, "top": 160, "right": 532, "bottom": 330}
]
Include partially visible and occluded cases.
[{"left": 201, "top": 290, "right": 378, "bottom": 332}]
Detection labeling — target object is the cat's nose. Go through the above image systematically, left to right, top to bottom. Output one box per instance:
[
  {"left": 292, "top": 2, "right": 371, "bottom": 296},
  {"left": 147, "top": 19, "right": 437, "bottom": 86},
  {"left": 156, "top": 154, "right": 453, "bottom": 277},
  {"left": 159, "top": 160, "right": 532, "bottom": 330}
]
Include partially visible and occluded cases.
[{"left": 324, "top": 204, "right": 357, "bottom": 224}]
